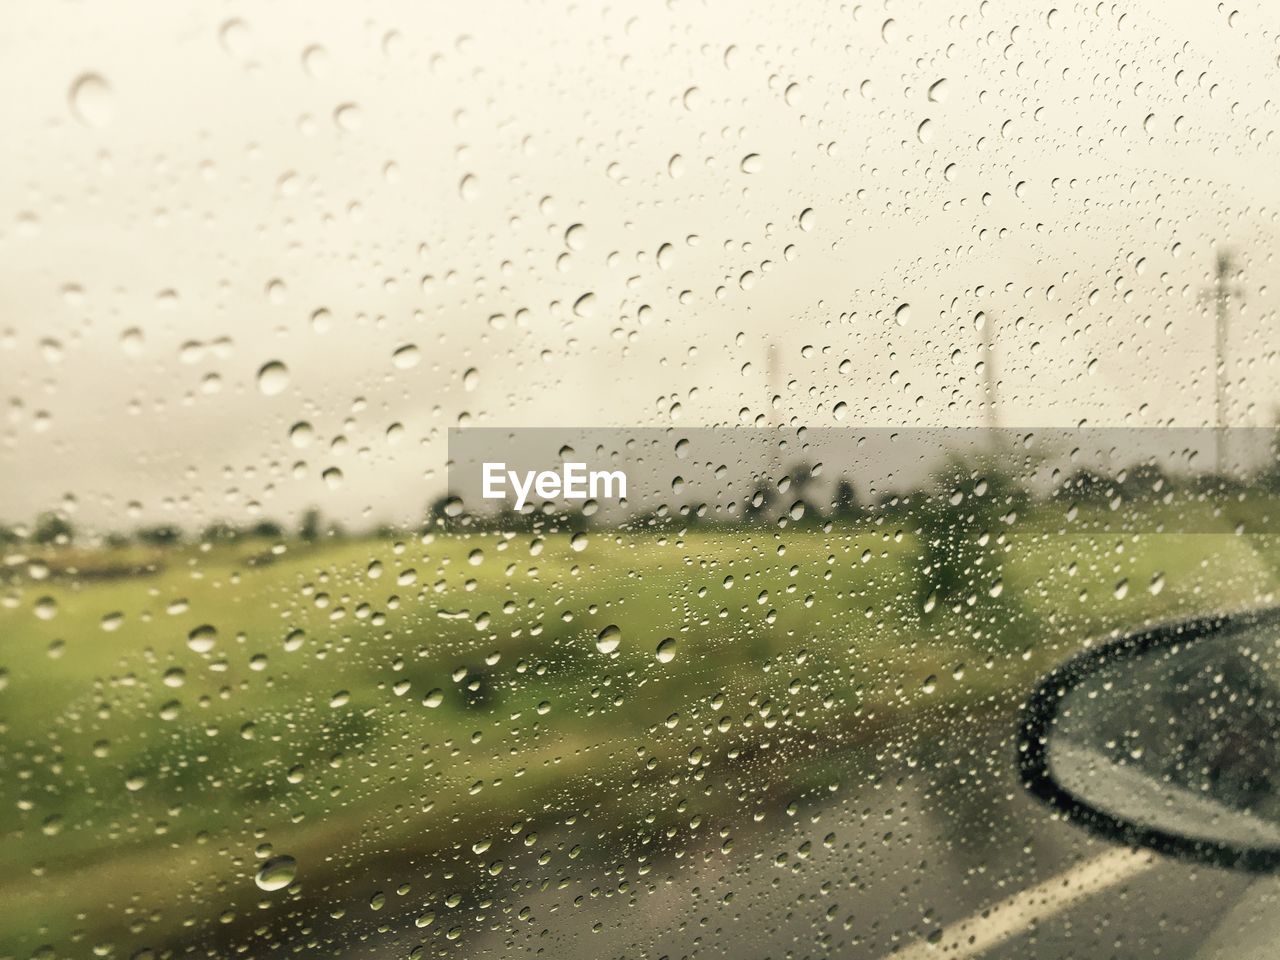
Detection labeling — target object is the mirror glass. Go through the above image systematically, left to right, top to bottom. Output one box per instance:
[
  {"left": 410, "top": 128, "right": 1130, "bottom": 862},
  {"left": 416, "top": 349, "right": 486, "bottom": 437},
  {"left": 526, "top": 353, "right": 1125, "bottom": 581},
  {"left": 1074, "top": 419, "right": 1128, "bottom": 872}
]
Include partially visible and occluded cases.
[{"left": 1028, "top": 609, "right": 1280, "bottom": 862}]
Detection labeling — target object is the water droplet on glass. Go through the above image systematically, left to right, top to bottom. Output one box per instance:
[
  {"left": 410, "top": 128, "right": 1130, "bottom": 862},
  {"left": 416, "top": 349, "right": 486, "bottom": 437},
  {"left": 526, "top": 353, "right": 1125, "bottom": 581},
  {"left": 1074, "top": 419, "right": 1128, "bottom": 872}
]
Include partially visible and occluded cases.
[
  {"left": 219, "top": 19, "right": 252, "bottom": 61},
  {"left": 301, "top": 44, "right": 329, "bottom": 78},
  {"left": 69, "top": 74, "right": 114, "bottom": 127},
  {"left": 334, "top": 103, "right": 362, "bottom": 132},
  {"left": 572, "top": 292, "right": 596, "bottom": 317},
  {"left": 119, "top": 327, "right": 144, "bottom": 356},
  {"left": 392, "top": 344, "right": 421, "bottom": 369},
  {"left": 257, "top": 361, "right": 290, "bottom": 396},
  {"left": 289, "top": 421, "right": 313, "bottom": 448},
  {"left": 187, "top": 624, "right": 217, "bottom": 654},
  {"left": 596, "top": 624, "right": 621, "bottom": 654},
  {"left": 655, "top": 637, "right": 678, "bottom": 663},
  {"left": 254, "top": 855, "right": 297, "bottom": 891}
]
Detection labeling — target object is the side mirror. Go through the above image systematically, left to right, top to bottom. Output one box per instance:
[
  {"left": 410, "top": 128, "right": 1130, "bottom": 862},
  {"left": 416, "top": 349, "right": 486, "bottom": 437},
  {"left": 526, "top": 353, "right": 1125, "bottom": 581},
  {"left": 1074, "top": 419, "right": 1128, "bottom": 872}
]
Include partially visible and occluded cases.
[{"left": 1019, "top": 608, "right": 1280, "bottom": 871}]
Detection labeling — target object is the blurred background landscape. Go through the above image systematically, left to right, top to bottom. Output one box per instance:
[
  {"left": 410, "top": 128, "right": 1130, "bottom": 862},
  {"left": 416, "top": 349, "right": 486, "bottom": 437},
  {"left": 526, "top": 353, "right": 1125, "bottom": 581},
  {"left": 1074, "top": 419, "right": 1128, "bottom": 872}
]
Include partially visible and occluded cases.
[{"left": 6, "top": 0, "right": 1280, "bottom": 957}]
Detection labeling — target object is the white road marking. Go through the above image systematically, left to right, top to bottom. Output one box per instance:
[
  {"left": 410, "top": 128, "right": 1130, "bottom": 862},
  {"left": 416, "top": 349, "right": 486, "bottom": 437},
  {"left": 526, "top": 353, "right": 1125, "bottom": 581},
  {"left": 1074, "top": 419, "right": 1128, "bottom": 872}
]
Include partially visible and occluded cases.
[{"left": 889, "top": 846, "right": 1156, "bottom": 960}]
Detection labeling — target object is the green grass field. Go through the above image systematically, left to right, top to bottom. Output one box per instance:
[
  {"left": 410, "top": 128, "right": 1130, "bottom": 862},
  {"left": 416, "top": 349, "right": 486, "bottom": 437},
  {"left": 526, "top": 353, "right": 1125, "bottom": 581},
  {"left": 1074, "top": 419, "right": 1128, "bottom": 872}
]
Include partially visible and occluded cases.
[{"left": 2, "top": 506, "right": 1279, "bottom": 958}]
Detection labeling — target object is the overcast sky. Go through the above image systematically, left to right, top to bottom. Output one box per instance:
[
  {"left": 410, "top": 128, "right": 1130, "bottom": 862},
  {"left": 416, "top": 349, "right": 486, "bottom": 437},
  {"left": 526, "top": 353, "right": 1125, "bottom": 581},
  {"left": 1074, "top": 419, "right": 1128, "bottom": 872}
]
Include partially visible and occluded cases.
[{"left": 3, "top": 0, "right": 1280, "bottom": 533}]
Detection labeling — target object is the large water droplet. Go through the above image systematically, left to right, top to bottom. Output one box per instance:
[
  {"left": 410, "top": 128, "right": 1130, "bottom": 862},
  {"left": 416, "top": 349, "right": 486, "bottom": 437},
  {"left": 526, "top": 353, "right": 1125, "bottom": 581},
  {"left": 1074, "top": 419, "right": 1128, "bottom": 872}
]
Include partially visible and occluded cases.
[
  {"left": 573, "top": 292, "right": 597, "bottom": 317},
  {"left": 392, "top": 344, "right": 420, "bottom": 369},
  {"left": 257, "top": 361, "right": 290, "bottom": 396},
  {"left": 187, "top": 624, "right": 217, "bottom": 654},
  {"left": 596, "top": 624, "right": 621, "bottom": 654},
  {"left": 254, "top": 855, "right": 297, "bottom": 891}
]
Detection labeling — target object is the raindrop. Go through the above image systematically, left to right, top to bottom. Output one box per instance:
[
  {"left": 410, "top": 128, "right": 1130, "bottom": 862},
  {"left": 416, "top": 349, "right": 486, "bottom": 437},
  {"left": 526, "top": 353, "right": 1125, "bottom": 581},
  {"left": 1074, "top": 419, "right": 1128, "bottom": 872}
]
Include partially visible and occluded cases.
[
  {"left": 219, "top": 19, "right": 252, "bottom": 61},
  {"left": 301, "top": 44, "right": 330, "bottom": 78},
  {"left": 69, "top": 74, "right": 114, "bottom": 127},
  {"left": 334, "top": 103, "right": 363, "bottom": 132},
  {"left": 572, "top": 292, "right": 597, "bottom": 317},
  {"left": 119, "top": 327, "right": 144, "bottom": 356},
  {"left": 392, "top": 344, "right": 421, "bottom": 369},
  {"left": 257, "top": 361, "right": 290, "bottom": 396},
  {"left": 289, "top": 421, "right": 314, "bottom": 448},
  {"left": 187, "top": 624, "right": 217, "bottom": 654},
  {"left": 596, "top": 624, "right": 621, "bottom": 654},
  {"left": 655, "top": 637, "right": 678, "bottom": 663},
  {"left": 254, "top": 855, "right": 297, "bottom": 892}
]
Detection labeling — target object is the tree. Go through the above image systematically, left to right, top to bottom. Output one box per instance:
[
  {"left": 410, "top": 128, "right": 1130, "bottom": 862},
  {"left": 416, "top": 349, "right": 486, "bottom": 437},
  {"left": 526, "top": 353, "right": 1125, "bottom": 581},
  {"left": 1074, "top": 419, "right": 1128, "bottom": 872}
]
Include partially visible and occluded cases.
[
  {"left": 914, "top": 455, "right": 1027, "bottom": 620},
  {"left": 784, "top": 461, "right": 820, "bottom": 524},
  {"left": 832, "top": 478, "right": 861, "bottom": 519},
  {"left": 743, "top": 479, "right": 775, "bottom": 524},
  {"left": 298, "top": 508, "right": 322, "bottom": 543},
  {"left": 32, "top": 512, "right": 73, "bottom": 545},
  {"left": 250, "top": 520, "right": 284, "bottom": 539},
  {"left": 201, "top": 521, "right": 240, "bottom": 543},
  {"left": 137, "top": 525, "right": 182, "bottom": 546}
]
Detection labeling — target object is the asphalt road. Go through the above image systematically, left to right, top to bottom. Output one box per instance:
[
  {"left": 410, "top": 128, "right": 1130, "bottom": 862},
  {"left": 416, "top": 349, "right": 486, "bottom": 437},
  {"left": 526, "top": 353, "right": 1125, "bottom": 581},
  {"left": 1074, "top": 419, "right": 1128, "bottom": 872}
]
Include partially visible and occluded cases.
[{"left": 329, "top": 718, "right": 1259, "bottom": 960}]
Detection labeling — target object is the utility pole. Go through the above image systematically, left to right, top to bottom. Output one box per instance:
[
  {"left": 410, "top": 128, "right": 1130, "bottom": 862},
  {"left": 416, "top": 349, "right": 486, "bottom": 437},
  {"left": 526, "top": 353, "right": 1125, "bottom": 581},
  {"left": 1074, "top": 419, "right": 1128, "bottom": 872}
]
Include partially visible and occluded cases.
[
  {"left": 1201, "top": 251, "right": 1241, "bottom": 474},
  {"left": 980, "top": 311, "right": 1000, "bottom": 433},
  {"left": 767, "top": 340, "right": 780, "bottom": 427}
]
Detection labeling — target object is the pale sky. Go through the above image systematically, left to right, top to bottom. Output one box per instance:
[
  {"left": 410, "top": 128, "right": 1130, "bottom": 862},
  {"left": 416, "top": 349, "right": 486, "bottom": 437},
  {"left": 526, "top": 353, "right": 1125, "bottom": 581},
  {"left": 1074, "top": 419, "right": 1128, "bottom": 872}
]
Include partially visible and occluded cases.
[{"left": 3, "top": 0, "right": 1280, "bottom": 533}]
